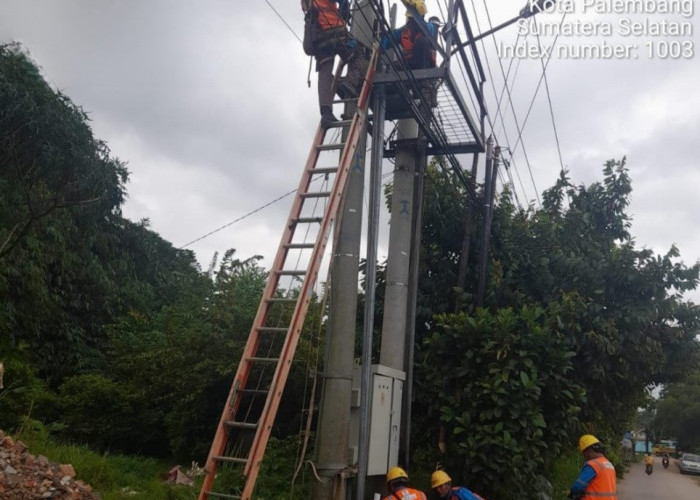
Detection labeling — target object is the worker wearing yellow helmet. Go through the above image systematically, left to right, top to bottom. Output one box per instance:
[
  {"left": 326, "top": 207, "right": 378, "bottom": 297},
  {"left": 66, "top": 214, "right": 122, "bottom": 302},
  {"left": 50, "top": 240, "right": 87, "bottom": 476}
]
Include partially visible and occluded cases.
[
  {"left": 396, "top": 0, "right": 437, "bottom": 71},
  {"left": 569, "top": 434, "right": 618, "bottom": 499},
  {"left": 383, "top": 466, "right": 427, "bottom": 500},
  {"left": 430, "top": 469, "right": 486, "bottom": 500}
]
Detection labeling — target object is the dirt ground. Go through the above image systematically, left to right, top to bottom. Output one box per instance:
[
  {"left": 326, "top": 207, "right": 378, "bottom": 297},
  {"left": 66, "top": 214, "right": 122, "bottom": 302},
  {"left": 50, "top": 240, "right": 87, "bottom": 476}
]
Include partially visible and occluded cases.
[
  {"left": 0, "top": 430, "right": 99, "bottom": 499},
  {"left": 618, "top": 455, "right": 700, "bottom": 500}
]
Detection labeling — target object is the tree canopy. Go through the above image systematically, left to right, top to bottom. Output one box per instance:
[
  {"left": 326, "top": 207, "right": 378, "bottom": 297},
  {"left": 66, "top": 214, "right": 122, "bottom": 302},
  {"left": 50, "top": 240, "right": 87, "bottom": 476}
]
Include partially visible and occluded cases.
[{"left": 408, "top": 158, "right": 700, "bottom": 498}]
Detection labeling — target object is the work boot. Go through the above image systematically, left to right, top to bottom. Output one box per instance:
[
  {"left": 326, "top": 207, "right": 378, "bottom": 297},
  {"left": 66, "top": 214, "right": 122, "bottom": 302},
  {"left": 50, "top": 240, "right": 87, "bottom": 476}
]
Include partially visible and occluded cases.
[{"left": 320, "top": 105, "right": 338, "bottom": 128}]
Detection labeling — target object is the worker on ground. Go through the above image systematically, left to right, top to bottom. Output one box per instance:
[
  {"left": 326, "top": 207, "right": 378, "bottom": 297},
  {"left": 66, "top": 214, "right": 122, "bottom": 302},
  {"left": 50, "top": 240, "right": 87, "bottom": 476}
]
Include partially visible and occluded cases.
[
  {"left": 301, "top": 0, "right": 368, "bottom": 128},
  {"left": 569, "top": 434, "right": 618, "bottom": 499},
  {"left": 644, "top": 452, "right": 654, "bottom": 474},
  {"left": 383, "top": 466, "right": 427, "bottom": 500},
  {"left": 431, "top": 470, "right": 486, "bottom": 500}
]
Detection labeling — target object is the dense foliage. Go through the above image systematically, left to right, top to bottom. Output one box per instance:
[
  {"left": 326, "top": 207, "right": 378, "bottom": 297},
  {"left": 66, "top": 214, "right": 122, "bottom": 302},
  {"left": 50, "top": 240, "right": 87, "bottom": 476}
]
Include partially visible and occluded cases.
[
  {"left": 2, "top": 40, "right": 699, "bottom": 500},
  {"left": 408, "top": 159, "right": 700, "bottom": 498},
  {"left": 654, "top": 370, "right": 700, "bottom": 453}
]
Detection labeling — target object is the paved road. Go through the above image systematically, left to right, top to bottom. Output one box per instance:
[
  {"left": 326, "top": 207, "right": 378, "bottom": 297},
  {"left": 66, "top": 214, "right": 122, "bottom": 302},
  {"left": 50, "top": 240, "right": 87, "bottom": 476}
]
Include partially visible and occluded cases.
[{"left": 618, "top": 456, "right": 700, "bottom": 499}]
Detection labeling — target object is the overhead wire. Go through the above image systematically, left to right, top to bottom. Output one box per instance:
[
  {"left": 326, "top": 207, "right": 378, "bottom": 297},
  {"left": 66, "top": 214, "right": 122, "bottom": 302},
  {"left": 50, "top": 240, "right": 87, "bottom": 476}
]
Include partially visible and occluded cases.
[
  {"left": 264, "top": 0, "right": 303, "bottom": 43},
  {"left": 466, "top": 0, "right": 528, "bottom": 207},
  {"left": 480, "top": 0, "right": 540, "bottom": 207},
  {"left": 506, "top": 12, "right": 568, "bottom": 195},
  {"left": 534, "top": 16, "right": 565, "bottom": 174}
]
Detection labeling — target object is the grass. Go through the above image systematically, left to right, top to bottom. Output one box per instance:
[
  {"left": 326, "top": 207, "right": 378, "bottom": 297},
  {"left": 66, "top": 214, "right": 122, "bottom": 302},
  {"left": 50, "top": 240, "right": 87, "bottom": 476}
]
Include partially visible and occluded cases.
[
  {"left": 11, "top": 422, "right": 312, "bottom": 500},
  {"left": 14, "top": 422, "right": 197, "bottom": 500},
  {"left": 549, "top": 448, "right": 584, "bottom": 500}
]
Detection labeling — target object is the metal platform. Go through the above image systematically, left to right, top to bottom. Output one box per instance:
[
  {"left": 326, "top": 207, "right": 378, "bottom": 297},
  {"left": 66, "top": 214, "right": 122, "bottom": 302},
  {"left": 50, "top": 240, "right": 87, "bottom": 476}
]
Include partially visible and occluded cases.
[{"left": 372, "top": 66, "right": 484, "bottom": 158}]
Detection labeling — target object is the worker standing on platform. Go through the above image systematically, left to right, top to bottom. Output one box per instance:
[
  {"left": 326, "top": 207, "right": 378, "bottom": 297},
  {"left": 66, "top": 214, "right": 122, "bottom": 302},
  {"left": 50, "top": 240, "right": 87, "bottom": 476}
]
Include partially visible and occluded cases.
[
  {"left": 302, "top": 0, "right": 368, "bottom": 128},
  {"left": 382, "top": 0, "right": 439, "bottom": 108},
  {"left": 397, "top": 0, "right": 436, "bottom": 70},
  {"left": 383, "top": 467, "right": 427, "bottom": 500}
]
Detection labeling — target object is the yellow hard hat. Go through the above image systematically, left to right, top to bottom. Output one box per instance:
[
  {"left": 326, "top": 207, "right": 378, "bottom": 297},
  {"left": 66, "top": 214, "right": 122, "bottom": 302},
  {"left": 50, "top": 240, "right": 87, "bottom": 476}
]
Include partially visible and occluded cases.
[
  {"left": 405, "top": 0, "right": 428, "bottom": 17},
  {"left": 579, "top": 434, "right": 601, "bottom": 451},
  {"left": 387, "top": 466, "right": 409, "bottom": 483},
  {"left": 431, "top": 470, "right": 452, "bottom": 488}
]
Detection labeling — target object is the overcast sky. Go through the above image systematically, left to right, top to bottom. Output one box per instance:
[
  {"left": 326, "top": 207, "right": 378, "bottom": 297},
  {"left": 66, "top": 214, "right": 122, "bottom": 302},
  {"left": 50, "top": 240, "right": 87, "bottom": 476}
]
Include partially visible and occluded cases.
[{"left": 1, "top": 0, "right": 698, "bottom": 302}]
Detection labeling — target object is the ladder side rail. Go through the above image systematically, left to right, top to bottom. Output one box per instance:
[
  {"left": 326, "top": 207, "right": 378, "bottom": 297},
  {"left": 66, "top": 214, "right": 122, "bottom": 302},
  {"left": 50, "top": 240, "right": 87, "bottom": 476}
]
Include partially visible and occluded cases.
[
  {"left": 201, "top": 43, "right": 379, "bottom": 500},
  {"left": 240, "top": 44, "right": 379, "bottom": 497},
  {"left": 243, "top": 106, "right": 366, "bottom": 482},
  {"left": 199, "top": 121, "right": 327, "bottom": 499}
]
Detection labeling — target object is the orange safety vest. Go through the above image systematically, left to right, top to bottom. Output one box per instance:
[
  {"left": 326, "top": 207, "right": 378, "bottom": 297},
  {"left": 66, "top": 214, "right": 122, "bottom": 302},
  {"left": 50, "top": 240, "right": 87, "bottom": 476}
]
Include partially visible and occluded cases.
[
  {"left": 313, "top": 0, "right": 345, "bottom": 30},
  {"left": 400, "top": 25, "right": 436, "bottom": 67},
  {"left": 582, "top": 457, "right": 617, "bottom": 500},
  {"left": 382, "top": 487, "right": 427, "bottom": 500}
]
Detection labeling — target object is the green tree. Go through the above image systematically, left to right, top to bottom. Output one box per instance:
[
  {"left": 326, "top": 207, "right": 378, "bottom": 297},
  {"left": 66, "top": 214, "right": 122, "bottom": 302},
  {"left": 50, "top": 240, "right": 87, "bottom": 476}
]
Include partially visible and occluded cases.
[
  {"left": 0, "top": 43, "right": 207, "bottom": 385},
  {"left": 406, "top": 158, "right": 699, "bottom": 498},
  {"left": 654, "top": 371, "right": 700, "bottom": 452}
]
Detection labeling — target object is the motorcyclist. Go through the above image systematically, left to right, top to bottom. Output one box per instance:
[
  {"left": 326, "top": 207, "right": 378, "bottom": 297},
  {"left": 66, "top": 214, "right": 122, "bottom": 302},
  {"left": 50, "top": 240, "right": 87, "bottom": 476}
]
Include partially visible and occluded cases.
[
  {"left": 644, "top": 453, "right": 654, "bottom": 474},
  {"left": 662, "top": 453, "right": 670, "bottom": 468}
]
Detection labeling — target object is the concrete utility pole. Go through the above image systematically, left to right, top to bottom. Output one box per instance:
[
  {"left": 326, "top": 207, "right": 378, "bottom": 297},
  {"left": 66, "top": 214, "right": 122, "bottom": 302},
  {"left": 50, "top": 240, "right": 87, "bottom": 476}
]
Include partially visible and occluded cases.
[
  {"left": 311, "top": 111, "right": 368, "bottom": 500},
  {"left": 379, "top": 118, "right": 419, "bottom": 370},
  {"left": 401, "top": 134, "right": 427, "bottom": 468}
]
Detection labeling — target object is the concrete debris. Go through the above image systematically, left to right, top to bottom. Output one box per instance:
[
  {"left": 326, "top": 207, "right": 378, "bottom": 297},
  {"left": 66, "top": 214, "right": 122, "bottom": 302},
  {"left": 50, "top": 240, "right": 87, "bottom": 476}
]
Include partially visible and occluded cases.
[{"left": 0, "top": 430, "right": 100, "bottom": 499}]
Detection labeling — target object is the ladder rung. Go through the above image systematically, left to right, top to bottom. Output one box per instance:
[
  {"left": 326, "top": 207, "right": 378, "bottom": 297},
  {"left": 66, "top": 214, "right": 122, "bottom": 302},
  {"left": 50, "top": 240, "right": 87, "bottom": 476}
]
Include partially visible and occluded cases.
[
  {"left": 326, "top": 119, "right": 353, "bottom": 128},
  {"left": 317, "top": 143, "right": 345, "bottom": 151},
  {"left": 310, "top": 167, "right": 339, "bottom": 175},
  {"left": 301, "top": 191, "right": 331, "bottom": 198},
  {"left": 295, "top": 217, "right": 323, "bottom": 224},
  {"left": 285, "top": 243, "right": 315, "bottom": 249},
  {"left": 276, "top": 269, "right": 306, "bottom": 276},
  {"left": 266, "top": 298, "right": 298, "bottom": 303},
  {"left": 257, "top": 326, "right": 288, "bottom": 333},
  {"left": 246, "top": 357, "right": 279, "bottom": 363},
  {"left": 237, "top": 388, "right": 268, "bottom": 395},
  {"left": 225, "top": 421, "right": 259, "bottom": 430},
  {"left": 213, "top": 455, "right": 247, "bottom": 464},
  {"left": 207, "top": 492, "right": 242, "bottom": 500}
]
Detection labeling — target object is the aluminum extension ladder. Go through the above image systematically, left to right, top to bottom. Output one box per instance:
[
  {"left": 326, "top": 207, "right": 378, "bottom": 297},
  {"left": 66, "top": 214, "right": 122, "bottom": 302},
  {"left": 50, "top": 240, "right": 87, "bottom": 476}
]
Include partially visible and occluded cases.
[{"left": 198, "top": 44, "right": 378, "bottom": 500}]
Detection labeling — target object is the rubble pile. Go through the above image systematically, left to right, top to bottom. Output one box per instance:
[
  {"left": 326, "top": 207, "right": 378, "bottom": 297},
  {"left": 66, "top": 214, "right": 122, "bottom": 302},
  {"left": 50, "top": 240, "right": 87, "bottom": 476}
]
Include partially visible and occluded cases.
[{"left": 0, "top": 430, "right": 100, "bottom": 499}]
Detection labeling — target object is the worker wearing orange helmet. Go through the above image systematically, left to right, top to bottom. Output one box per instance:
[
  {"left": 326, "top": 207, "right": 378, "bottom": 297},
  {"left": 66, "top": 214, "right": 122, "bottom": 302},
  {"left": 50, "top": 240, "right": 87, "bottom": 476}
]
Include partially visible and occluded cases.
[
  {"left": 569, "top": 434, "right": 618, "bottom": 499},
  {"left": 383, "top": 466, "right": 427, "bottom": 500},
  {"left": 431, "top": 470, "right": 486, "bottom": 500}
]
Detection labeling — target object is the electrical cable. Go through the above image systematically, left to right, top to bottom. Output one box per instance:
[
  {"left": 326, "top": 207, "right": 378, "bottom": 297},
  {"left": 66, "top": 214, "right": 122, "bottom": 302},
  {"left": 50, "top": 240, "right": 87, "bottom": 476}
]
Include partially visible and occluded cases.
[
  {"left": 264, "top": 0, "right": 303, "bottom": 43},
  {"left": 467, "top": 0, "right": 528, "bottom": 207},
  {"left": 481, "top": 0, "right": 540, "bottom": 207},
  {"left": 534, "top": 16, "right": 565, "bottom": 174}
]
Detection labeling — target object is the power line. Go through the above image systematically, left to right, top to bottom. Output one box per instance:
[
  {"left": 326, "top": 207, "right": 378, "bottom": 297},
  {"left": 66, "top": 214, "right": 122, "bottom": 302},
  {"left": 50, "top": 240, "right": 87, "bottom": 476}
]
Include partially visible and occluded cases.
[
  {"left": 264, "top": 0, "right": 303, "bottom": 44},
  {"left": 466, "top": 0, "right": 528, "bottom": 207},
  {"left": 481, "top": 0, "right": 540, "bottom": 207},
  {"left": 534, "top": 17, "right": 565, "bottom": 174},
  {"left": 179, "top": 188, "right": 297, "bottom": 249}
]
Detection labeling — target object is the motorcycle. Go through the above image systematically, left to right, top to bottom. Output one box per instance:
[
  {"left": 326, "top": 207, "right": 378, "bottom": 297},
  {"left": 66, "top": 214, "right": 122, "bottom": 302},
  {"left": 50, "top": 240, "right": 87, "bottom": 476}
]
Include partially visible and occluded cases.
[
  {"left": 662, "top": 457, "right": 670, "bottom": 469},
  {"left": 645, "top": 463, "right": 653, "bottom": 475}
]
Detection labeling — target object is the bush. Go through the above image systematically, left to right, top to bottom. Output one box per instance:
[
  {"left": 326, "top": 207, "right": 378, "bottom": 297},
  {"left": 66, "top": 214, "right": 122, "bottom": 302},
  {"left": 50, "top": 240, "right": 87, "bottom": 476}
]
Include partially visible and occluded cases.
[
  {"left": 0, "top": 347, "right": 57, "bottom": 431},
  {"left": 57, "top": 374, "right": 145, "bottom": 453}
]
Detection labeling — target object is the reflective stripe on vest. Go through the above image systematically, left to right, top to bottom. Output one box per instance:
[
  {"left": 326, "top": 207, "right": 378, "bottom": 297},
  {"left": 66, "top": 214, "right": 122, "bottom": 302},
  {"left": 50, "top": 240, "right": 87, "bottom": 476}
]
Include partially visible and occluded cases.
[
  {"left": 313, "top": 0, "right": 344, "bottom": 30},
  {"left": 582, "top": 457, "right": 617, "bottom": 500},
  {"left": 382, "top": 487, "right": 427, "bottom": 500}
]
